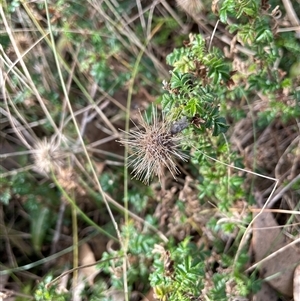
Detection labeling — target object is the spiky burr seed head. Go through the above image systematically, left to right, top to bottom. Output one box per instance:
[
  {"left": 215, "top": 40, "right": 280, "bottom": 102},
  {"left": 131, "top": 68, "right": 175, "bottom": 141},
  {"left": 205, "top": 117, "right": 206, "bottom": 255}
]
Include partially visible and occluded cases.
[{"left": 119, "top": 110, "right": 188, "bottom": 185}]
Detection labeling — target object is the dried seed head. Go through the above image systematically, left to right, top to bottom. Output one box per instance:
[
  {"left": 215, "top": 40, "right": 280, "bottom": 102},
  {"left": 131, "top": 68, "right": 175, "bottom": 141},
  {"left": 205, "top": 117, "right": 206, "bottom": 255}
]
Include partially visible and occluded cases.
[
  {"left": 176, "top": 0, "right": 204, "bottom": 15},
  {"left": 7, "top": 33, "right": 31, "bottom": 62},
  {"left": 119, "top": 109, "right": 188, "bottom": 184},
  {"left": 31, "top": 137, "right": 65, "bottom": 176}
]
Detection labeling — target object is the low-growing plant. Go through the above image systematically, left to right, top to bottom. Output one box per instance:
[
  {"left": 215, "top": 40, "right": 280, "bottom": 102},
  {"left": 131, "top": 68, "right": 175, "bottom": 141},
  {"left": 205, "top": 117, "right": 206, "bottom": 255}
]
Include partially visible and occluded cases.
[{"left": 1, "top": 0, "right": 300, "bottom": 300}]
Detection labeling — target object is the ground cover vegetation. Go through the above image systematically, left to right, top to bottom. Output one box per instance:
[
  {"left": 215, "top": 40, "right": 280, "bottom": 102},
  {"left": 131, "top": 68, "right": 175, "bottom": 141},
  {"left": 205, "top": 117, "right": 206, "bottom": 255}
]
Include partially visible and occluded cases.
[{"left": 1, "top": 0, "right": 300, "bottom": 300}]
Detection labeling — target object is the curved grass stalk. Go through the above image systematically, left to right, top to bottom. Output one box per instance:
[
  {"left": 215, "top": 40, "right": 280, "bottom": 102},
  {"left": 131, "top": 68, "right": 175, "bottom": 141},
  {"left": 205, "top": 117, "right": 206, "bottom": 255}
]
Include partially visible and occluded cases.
[
  {"left": 51, "top": 172, "right": 117, "bottom": 242},
  {"left": 0, "top": 231, "right": 100, "bottom": 276}
]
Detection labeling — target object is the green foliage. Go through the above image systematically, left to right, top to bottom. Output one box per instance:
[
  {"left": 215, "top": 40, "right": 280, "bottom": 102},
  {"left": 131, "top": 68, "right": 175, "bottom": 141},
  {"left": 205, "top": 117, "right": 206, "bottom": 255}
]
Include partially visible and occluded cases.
[
  {"left": 3, "top": 0, "right": 300, "bottom": 300},
  {"left": 7, "top": 0, "right": 21, "bottom": 12},
  {"left": 219, "top": 0, "right": 300, "bottom": 122},
  {"left": 220, "top": 0, "right": 258, "bottom": 23},
  {"left": 150, "top": 1, "right": 300, "bottom": 298},
  {"left": 152, "top": 17, "right": 182, "bottom": 46},
  {"left": 277, "top": 32, "right": 300, "bottom": 71},
  {"left": 163, "top": 34, "right": 231, "bottom": 136},
  {"left": 188, "top": 131, "right": 245, "bottom": 212},
  {"left": 9, "top": 173, "right": 59, "bottom": 252},
  {"left": 0, "top": 177, "right": 12, "bottom": 205},
  {"left": 127, "top": 184, "right": 152, "bottom": 213},
  {"left": 0, "top": 187, "right": 11, "bottom": 205},
  {"left": 99, "top": 221, "right": 161, "bottom": 293},
  {"left": 149, "top": 236, "right": 256, "bottom": 301},
  {"left": 150, "top": 237, "right": 205, "bottom": 301},
  {"left": 34, "top": 275, "right": 70, "bottom": 301},
  {"left": 80, "top": 279, "right": 111, "bottom": 301}
]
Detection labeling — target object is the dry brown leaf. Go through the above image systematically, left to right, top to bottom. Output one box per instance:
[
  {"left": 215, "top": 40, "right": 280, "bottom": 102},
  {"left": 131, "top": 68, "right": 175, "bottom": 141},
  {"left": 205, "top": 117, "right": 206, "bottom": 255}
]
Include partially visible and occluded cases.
[
  {"left": 211, "top": 0, "right": 219, "bottom": 14},
  {"left": 252, "top": 211, "right": 300, "bottom": 296},
  {"left": 79, "top": 243, "right": 100, "bottom": 286},
  {"left": 294, "top": 265, "right": 300, "bottom": 301},
  {"left": 56, "top": 268, "right": 69, "bottom": 295},
  {"left": 73, "top": 272, "right": 86, "bottom": 301},
  {"left": 252, "top": 282, "right": 278, "bottom": 301},
  {"left": 142, "top": 288, "right": 156, "bottom": 301}
]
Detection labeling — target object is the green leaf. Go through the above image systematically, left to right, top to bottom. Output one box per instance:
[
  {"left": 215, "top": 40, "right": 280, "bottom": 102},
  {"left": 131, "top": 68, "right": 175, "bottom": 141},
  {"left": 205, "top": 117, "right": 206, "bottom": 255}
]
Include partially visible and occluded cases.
[
  {"left": 219, "top": 0, "right": 235, "bottom": 23},
  {"left": 238, "top": 23, "right": 256, "bottom": 44},
  {"left": 256, "top": 27, "right": 273, "bottom": 43},
  {"left": 191, "top": 34, "right": 206, "bottom": 58},
  {"left": 166, "top": 47, "right": 189, "bottom": 66},
  {"left": 170, "top": 72, "right": 192, "bottom": 89},
  {"left": 184, "top": 98, "right": 198, "bottom": 116},
  {"left": 230, "top": 176, "right": 244, "bottom": 187},
  {"left": 0, "top": 188, "right": 11, "bottom": 205},
  {"left": 31, "top": 206, "right": 51, "bottom": 253}
]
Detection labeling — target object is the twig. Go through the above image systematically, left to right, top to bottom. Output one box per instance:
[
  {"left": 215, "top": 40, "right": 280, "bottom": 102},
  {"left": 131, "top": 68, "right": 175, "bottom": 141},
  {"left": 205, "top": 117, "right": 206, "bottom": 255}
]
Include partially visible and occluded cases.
[
  {"left": 282, "top": 0, "right": 300, "bottom": 38},
  {"left": 266, "top": 173, "right": 300, "bottom": 209}
]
